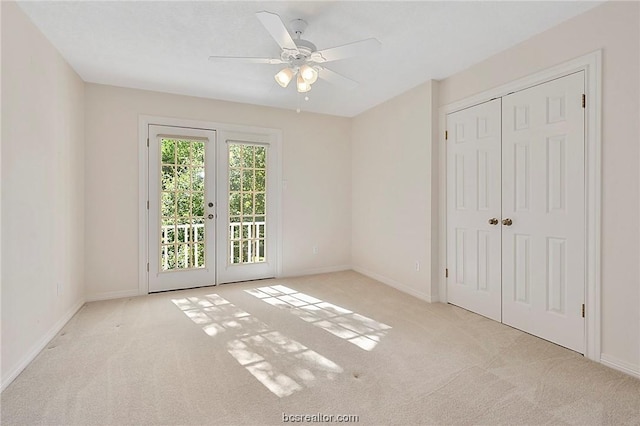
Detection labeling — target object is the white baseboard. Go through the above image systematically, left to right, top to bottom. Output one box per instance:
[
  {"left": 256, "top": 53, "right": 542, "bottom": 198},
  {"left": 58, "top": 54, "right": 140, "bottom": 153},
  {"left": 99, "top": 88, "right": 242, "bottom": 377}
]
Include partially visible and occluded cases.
[
  {"left": 279, "top": 264, "right": 351, "bottom": 279},
  {"left": 352, "top": 265, "right": 432, "bottom": 303},
  {"left": 86, "top": 289, "right": 141, "bottom": 302},
  {"left": 1, "top": 298, "right": 85, "bottom": 392},
  {"left": 600, "top": 354, "right": 640, "bottom": 379}
]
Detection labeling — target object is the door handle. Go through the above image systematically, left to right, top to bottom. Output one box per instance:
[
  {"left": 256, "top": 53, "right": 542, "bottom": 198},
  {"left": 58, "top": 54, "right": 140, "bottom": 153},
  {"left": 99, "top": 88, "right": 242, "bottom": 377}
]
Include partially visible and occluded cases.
[
  {"left": 488, "top": 218, "right": 499, "bottom": 225},
  {"left": 502, "top": 218, "right": 513, "bottom": 226}
]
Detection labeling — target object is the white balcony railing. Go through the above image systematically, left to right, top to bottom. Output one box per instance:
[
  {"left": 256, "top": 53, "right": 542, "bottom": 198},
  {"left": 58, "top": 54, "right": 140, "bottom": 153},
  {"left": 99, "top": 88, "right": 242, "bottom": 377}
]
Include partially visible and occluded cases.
[
  {"left": 161, "top": 221, "right": 265, "bottom": 269},
  {"left": 230, "top": 221, "right": 266, "bottom": 263}
]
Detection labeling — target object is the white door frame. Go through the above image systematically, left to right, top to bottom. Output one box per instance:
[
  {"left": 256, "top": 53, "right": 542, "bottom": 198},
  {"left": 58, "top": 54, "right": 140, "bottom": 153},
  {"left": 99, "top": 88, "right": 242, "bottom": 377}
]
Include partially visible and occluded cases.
[
  {"left": 438, "top": 50, "right": 602, "bottom": 361},
  {"left": 138, "top": 115, "right": 283, "bottom": 294}
]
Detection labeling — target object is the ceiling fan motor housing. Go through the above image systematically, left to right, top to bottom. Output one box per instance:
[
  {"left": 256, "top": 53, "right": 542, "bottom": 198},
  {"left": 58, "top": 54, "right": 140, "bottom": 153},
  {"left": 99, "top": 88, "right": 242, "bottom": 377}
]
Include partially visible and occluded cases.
[{"left": 282, "top": 39, "right": 317, "bottom": 66}]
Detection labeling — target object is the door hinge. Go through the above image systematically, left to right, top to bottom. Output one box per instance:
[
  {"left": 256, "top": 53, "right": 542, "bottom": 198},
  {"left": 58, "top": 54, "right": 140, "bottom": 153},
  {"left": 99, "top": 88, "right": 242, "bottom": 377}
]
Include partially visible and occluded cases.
[
  {"left": 581, "top": 94, "right": 586, "bottom": 109},
  {"left": 445, "top": 130, "right": 448, "bottom": 140},
  {"left": 147, "top": 138, "right": 149, "bottom": 147},
  {"left": 146, "top": 200, "right": 149, "bottom": 210},
  {"left": 147, "top": 263, "right": 149, "bottom": 272},
  {"left": 445, "top": 268, "right": 449, "bottom": 278},
  {"left": 581, "top": 303, "right": 585, "bottom": 318}
]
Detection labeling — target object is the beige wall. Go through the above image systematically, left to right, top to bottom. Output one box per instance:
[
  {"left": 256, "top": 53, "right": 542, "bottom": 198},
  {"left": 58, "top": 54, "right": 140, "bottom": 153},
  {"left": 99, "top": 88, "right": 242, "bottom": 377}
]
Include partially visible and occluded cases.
[
  {"left": 438, "top": 1, "right": 640, "bottom": 372},
  {"left": 1, "top": 2, "right": 85, "bottom": 387},
  {"left": 351, "top": 81, "right": 435, "bottom": 301},
  {"left": 84, "top": 84, "right": 352, "bottom": 300}
]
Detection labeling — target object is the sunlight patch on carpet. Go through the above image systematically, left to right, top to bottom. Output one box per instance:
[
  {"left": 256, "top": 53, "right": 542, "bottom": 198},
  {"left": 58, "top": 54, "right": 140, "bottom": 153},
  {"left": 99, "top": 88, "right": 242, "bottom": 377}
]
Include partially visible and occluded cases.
[
  {"left": 245, "top": 285, "right": 391, "bottom": 351},
  {"left": 171, "top": 295, "right": 342, "bottom": 398}
]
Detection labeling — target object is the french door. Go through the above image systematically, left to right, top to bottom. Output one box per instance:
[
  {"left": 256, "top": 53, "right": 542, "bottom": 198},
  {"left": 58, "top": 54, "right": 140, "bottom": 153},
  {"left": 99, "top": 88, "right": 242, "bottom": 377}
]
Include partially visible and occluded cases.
[
  {"left": 446, "top": 72, "right": 586, "bottom": 353},
  {"left": 148, "top": 125, "right": 277, "bottom": 292},
  {"left": 148, "top": 126, "right": 217, "bottom": 292},
  {"left": 216, "top": 131, "right": 277, "bottom": 284}
]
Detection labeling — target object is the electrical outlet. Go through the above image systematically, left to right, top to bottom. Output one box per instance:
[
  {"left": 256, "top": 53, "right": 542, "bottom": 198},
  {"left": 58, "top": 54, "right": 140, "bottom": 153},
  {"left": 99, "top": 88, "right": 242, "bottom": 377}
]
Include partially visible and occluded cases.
[
  {"left": 312, "top": 246, "right": 319, "bottom": 255},
  {"left": 415, "top": 261, "right": 420, "bottom": 272}
]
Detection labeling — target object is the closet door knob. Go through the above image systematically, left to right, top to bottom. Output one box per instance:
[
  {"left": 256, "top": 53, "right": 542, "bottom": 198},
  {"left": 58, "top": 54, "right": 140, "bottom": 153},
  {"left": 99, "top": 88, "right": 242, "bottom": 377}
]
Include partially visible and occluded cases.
[
  {"left": 488, "top": 218, "right": 499, "bottom": 225},
  {"left": 502, "top": 218, "right": 513, "bottom": 226}
]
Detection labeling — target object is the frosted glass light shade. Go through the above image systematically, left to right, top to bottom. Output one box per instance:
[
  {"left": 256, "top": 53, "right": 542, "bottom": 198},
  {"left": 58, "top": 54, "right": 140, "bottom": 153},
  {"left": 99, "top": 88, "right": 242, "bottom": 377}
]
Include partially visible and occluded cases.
[
  {"left": 300, "top": 64, "right": 318, "bottom": 84},
  {"left": 274, "top": 68, "right": 294, "bottom": 88},
  {"left": 296, "top": 74, "right": 311, "bottom": 93}
]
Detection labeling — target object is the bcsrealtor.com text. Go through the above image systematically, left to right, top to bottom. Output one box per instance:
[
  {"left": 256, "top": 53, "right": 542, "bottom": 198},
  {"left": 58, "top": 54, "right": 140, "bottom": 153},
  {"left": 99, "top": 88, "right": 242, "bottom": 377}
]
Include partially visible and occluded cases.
[{"left": 283, "top": 412, "right": 359, "bottom": 423}]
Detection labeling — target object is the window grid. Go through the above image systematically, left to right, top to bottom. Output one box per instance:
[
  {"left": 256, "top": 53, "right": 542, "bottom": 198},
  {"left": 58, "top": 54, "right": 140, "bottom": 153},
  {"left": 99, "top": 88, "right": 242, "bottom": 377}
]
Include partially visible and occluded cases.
[
  {"left": 160, "top": 138, "right": 206, "bottom": 271},
  {"left": 228, "top": 143, "right": 267, "bottom": 264}
]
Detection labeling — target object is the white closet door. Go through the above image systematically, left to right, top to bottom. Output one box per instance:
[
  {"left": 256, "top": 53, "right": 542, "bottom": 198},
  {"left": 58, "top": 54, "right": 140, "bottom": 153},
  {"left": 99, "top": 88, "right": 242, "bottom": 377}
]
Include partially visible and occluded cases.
[
  {"left": 501, "top": 72, "right": 585, "bottom": 353},
  {"left": 446, "top": 99, "right": 502, "bottom": 321}
]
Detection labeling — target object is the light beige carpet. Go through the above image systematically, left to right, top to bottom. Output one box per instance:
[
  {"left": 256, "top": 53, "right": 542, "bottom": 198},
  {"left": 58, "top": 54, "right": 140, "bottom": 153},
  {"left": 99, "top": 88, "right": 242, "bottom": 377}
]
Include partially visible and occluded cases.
[{"left": 2, "top": 271, "right": 639, "bottom": 425}]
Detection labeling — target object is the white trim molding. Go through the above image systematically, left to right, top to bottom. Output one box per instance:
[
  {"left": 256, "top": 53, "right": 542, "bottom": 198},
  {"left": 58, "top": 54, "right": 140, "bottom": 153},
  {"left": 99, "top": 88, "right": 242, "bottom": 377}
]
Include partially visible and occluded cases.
[
  {"left": 437, "top": 50, "right": 602, "bottom": 362},
  {"left": 138, "top": 115, "right": 283, "bottom": 296},
  {"left": 281, "top": 265, "right": 352, "bottom": 279},
  {"left": 353, "top": 266, "right": 432, "bottom": 303},
  {"left": 86, "top": 290, "right": 141, "bottom": 302},
  {"left": 0, "top": 298, "right": 85, "bottom": 392},
  {"left": 600, "top": 354, "right": 640, "bottom": 379}
]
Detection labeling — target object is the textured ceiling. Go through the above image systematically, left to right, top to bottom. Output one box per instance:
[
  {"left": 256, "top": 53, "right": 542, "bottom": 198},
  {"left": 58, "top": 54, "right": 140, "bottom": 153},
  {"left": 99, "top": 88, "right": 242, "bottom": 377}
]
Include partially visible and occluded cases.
[{"left": 18, "top": 1, "right": 602, "bottom": 117}]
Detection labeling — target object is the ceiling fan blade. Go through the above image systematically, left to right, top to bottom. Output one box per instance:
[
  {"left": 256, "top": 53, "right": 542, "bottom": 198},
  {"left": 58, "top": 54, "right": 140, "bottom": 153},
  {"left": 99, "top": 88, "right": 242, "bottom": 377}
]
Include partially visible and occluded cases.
[
  {"left": 256, "top": 11, "right": 299, "bottom": 54},
  {"left": 311, "top": 38, "right": 381, "bottom": 63},
  {"left": 208, "top": 56, "right": 284, "bottom": 65},
  {"left": 318, "top": 67, "right": 358, "bottom": 90}
]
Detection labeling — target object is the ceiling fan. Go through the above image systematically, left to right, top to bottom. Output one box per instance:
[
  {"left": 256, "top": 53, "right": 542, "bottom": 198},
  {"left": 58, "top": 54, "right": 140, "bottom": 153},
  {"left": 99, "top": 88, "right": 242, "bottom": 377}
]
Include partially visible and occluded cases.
[{"left": 209, "top": 11, "right": 381, "bottom": 93}]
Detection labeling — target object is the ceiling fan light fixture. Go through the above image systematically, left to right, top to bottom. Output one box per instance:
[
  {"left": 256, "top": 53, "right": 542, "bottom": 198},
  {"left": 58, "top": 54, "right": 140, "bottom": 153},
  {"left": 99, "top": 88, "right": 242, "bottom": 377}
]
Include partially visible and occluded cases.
[
  {"left": 300, "top": 64, "right": 318, "bottom": 84},
  {"left": 275, "top": 67, "right": 295, "bottom": 88},
  {"left": 296, "top": 74, "right": 311, "bottom": 93}
]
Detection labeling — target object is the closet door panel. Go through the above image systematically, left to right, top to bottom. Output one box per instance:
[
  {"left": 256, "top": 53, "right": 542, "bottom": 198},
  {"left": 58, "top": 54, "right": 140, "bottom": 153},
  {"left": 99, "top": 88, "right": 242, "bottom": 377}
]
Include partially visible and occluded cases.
[
  {"left": 501, "top": 72, "right": 585, "bottom": 353},
  {"left": 446, "top": 99, "right": 502, "bottom": 321}
]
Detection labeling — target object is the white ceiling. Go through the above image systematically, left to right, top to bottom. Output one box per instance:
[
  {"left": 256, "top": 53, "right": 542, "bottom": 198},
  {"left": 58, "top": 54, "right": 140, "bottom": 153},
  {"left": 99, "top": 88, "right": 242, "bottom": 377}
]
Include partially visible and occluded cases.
[{"left": 18, "top": 1, "right": 602, "bottom": 117}]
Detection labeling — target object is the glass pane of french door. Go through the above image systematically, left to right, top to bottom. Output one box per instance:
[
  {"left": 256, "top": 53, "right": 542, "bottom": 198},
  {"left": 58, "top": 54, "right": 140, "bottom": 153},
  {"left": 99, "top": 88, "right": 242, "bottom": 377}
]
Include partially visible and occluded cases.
[
  {"left": 148, "top": 125, "right": 216, "bottom": 292},
  {"left": 161, "top": 137, "right": 206, "bottom": 270},
  {"left": 228, "top": 143, "right": 267, "bottom": 264}
]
